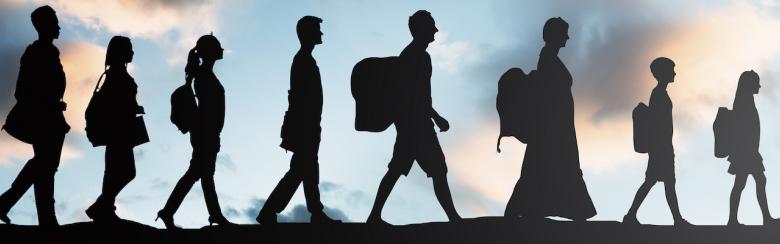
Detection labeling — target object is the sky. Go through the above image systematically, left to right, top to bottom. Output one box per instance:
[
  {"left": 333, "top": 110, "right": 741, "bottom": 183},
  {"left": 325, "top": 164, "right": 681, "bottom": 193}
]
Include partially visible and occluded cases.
[{"left": 2, "top": 0, "right": 780, "bottom": 227}]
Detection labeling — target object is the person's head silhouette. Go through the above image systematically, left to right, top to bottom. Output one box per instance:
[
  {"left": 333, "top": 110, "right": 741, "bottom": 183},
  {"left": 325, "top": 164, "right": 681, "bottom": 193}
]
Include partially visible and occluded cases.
[
  {"left": 31, "top": 5, "right": 59, "bottom": 40},
  {"left": 409, "top": 10, "right": 438, "bottom": 44},
  {"left": 297, "top": 16, "right": 323, "bottom": 46},
  {"left": 543, "top": 17, "right": 569, "bottom": 48},
  {"left": 185, "top": 34, "right": 223, "bottom": 81},
  {"left": 105, "top": 36, "right": 133, "bottom": 68},
  {"left": 650, "top": 57, "right": 675, "bottom": 84},
  {"left": 737, "top": 70, "right": 760, "bottom": 95}
]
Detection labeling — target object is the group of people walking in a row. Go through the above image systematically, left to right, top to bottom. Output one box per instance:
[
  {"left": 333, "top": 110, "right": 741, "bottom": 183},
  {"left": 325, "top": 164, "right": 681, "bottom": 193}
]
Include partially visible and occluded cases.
[{"left": 0, "top": 6, "right": 774, "bottom": 228}]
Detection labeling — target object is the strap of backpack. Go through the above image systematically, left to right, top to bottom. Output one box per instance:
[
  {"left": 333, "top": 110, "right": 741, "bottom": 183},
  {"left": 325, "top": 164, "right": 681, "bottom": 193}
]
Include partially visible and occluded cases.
[{"left": 93, "top": 69, "right": 107, "bottom": 94}]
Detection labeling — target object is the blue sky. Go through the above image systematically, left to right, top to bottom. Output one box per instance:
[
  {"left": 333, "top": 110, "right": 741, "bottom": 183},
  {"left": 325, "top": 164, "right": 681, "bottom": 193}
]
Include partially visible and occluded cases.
[{"left": 3, "top": 0, "right": 780, "bottom": 228}]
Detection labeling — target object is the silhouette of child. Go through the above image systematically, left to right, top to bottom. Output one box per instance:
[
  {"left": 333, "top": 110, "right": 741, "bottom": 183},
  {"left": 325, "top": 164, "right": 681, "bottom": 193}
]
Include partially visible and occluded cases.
[{"left": 623, "top": 57, "right": 690, "bottom": 226}]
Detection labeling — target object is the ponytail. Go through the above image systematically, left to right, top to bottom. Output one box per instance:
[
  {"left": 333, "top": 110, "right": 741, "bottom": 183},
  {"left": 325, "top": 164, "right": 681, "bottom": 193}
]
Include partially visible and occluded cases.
[{"left": 184, "top": 47, "right": 200, "bottom": 84}]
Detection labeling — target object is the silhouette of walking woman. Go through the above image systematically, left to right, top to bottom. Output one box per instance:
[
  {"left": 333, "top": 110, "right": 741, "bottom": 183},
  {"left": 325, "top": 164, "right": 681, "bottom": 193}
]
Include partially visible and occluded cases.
[
  {"left": 0, "top": 6, "right": 69, "bottom": 227},
  {"left": 367, "top": 10, "right": 461, "bottom": 225},
  {"left": 256, "top": 16, "right": 341, "bottom": 224},
  {"left": 504, "top": 17, "right": 596, "bottom": 221},
  {"left": 157, "top": 34, "right": 235, "bottom": 228},
  {"left": 85, "top": 36, "right": 147, "bottom": 223},
  {"left": 725, "top": 71, "right": 779, "bottom": 226}
]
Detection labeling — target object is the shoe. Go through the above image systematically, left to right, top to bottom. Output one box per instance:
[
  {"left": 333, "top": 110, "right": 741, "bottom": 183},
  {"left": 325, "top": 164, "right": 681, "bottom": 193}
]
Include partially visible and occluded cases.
[
  {"left": 86, "top": 204, "right": 120, "bottom": 223},
  {"left": 156, "top": 210, "right": 179, "bottom": 229},
  {"left": 256, "top": 212, "right": 277, "bottom": 225},
  {"left": 0, "top": 213, "right": 10, "bottom": 224},
  {"left": 311, "top": 213, "right": 342, "bottom": 224},
  {"left": 208, "top": 215, "right": 237, "bottom": 226},
  {"left": 448, "top": 215, "right": 464, "bottom": 223},
  {"left": 622, "top": 215, "right": 640, "bottom": 225},
  {"left": 366, "top": 216, "right": 390, "bottom": 225},
  {"left": 39, "top": 218, "right": 59, "bottom": 228},
  {"left": 674, "top": 218, "right": 692, "bottom": 227},
  {"left": 763, "top": 218, "right": 780, "bottom": 226},
  {"left": 727, "top": 219, "right": 744, "bottom": 227}
]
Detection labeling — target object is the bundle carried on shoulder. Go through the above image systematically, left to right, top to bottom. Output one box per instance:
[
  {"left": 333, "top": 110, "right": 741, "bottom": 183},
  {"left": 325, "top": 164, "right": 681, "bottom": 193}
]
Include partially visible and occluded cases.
[
  {"left": 351, "top": 56, "right": 401, "bottom": 132},
  {"left": 495, "top": 67, "right": 540, "bottom": 153},
  {"left": 85, "top": 72, "right": 109, "bottom": 146},
  {"left": 170, "top": 81, "right": 198, "bottom": 134},
  {"left": 632, "top": 102, "right": 651, "bottom": 153},
  {"left": 2, "top": 103, "right": 37, "bottom": 144},
  {"left": 713, "top": 107, "right": 734, "bottom": 158}
]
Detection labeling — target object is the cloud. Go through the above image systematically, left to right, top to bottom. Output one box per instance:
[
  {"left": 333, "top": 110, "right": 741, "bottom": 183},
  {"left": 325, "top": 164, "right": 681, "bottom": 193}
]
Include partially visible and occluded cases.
[
  {"left": 28, "top": 0, "right": 225, "bottom": 64},
  {"left": 445, "top": 0, "right": 780, "bottom": 219},
  {"left": 462, "top": 0, "right": 780, "bottom": 170},
  {"left": 429, "top": 32, "right": 481, "bottom": 73},
  {"left": 0, "top": 40, "right": 102, "bottom": 166},
  {"left": 216, "top": 153, "right": 237, "bottom": 172},
  {"left": 319, "top": 181, "right": 371, "bottom": 207},
  {"left": 243, "top": 197, "right": 351, "bottom": 223}
]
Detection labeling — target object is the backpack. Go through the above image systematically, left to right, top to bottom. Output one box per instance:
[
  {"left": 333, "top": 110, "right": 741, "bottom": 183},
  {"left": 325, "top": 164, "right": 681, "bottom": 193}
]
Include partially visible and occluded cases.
[
  {"left": 351, "top": 57, "right": 401, "bottom": 132},
  {"left": 495, "top": 67, "right": 539, "bottom": 152},
  {"left": 85, "top": 72, "right": 108, "bottom": 147},
  {"left": 170, "top": 81, "right": 197, "bottom": 134},
  {"left": 632, "top": 102, "right": 650, "bottom": 153},
  {"left": 713, "top": 107, "right": 733, "bottom": 158}
]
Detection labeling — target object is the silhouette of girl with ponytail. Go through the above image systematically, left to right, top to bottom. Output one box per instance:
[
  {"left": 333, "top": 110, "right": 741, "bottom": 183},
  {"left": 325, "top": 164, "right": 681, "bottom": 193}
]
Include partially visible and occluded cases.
[
  {"left": 157, "top": 34, "right": 235, "bottom": 228},
  {"left": 85, "top": 36, "right": 146, "bottom": 223}
]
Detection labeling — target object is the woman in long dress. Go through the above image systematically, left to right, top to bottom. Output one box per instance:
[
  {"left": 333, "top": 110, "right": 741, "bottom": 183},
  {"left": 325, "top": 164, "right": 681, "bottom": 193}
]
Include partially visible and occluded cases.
[{"left": 505, "top": 17, "right": 596, "bottom": 221}]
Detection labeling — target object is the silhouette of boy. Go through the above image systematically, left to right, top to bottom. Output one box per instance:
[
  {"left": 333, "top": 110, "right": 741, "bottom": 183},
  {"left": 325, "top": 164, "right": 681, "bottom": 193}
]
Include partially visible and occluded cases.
[
  {"left": 0, "top": 5, "right": 68, "bottom": 227},
  {"left": 366, "top": 10, "right": 461, "bottom": 224},
  {"left": 256, "top": 16, "right": 340, "bottom": 224},
  {"left": 623, "top": 57, "right": 690, "bottom": 226}
]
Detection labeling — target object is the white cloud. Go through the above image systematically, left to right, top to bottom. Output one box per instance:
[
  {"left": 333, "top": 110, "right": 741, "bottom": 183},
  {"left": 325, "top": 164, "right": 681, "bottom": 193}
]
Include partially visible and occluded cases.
[
  {"left": 28, "top": 0, "right": 225, "bottom": 64},
  {"left": 429, "top": 32, "right": 480, "bottom": 73}
]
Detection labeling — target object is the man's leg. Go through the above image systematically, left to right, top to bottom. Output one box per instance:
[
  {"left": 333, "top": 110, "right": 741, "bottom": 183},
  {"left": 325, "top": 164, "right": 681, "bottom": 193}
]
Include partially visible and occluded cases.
[
  {"left": 32, "top": 134, "right": 65, "bottom": 226},
  {"left": 257, "top": 154, "right": 304, "bottom": 223},
  {"left": 299, "top": 154, "right": 324, "bottom": 214},
  {"left": 0, "top": 157, "right": 39, "bottom": 223},
  {"left": 367, "top": 171, "right": 401, "bottom": 223},
  {"left": 432, "top": 175, "right": 461, "bottom": 221}
]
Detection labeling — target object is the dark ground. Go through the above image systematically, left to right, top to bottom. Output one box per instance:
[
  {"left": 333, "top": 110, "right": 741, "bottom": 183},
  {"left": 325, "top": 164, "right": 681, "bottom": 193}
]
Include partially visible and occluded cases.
[{"left": 0, "top": 217, "right": 778, "bottom": 243}]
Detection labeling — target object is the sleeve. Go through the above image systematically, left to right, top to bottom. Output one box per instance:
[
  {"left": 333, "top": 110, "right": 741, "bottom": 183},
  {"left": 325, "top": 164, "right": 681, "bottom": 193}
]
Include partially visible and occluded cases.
[{"left": 14, "top": 48, "right": 32, "bottom": 102}]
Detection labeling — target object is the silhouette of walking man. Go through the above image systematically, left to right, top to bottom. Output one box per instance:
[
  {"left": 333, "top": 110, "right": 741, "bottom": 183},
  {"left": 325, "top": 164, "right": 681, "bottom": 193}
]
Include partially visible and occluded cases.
[
  {"left": 0, "top": 5, "right": 69, "bottom": 227},
  {"left": 366, "top": 10, "right": 461, "bottom": 225},
  {"left": 256, "top": 16, "right": 341, "bottom": 224},
  {"left": 157, "top": 34, "right": 235, "bottom": 228},
  {"left": 85, "top": 36, "right": 147, "bottom": 223},
  {"left": 623, "top": 57, "right": 690, "bottom": 226},
  {"left": 724, "top": 71, "right": 779, "bottom": 226}
]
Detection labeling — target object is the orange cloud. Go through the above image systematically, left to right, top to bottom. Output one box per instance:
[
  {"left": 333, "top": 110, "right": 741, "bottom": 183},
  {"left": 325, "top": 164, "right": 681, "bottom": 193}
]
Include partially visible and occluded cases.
[
  {"left": 447, "top": 1, "right": 780, "bottom": 214},
  {"left": 0, "top": 41, "right": 104, "bottom": 166}
]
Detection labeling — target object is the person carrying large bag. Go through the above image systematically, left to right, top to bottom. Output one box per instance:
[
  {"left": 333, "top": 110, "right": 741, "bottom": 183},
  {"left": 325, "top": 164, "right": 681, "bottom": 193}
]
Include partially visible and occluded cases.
[
  {"left": 0, "top": 6, "right": 69, "bottom": 227},
  {"left": 84, "top": 36, "right": 149, "bottom": 223}
]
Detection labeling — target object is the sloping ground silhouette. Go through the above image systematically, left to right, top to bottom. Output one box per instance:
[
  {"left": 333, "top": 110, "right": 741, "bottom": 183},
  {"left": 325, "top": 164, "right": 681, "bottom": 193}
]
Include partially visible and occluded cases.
[{"left": 0, "top": 217, "right": 778, "bottom": 243}]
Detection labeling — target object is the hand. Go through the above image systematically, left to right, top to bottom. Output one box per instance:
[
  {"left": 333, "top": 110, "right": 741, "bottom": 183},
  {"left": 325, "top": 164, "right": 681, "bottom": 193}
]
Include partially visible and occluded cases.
[
  {"left": 59, "top": 101, "right": 67, "bottom": 111},
  {"left": 137, "top": 106, "right": 145, "bottom": 114},
  {"left": 434, "top": 115, "right": 450, "bottom": 132}
]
